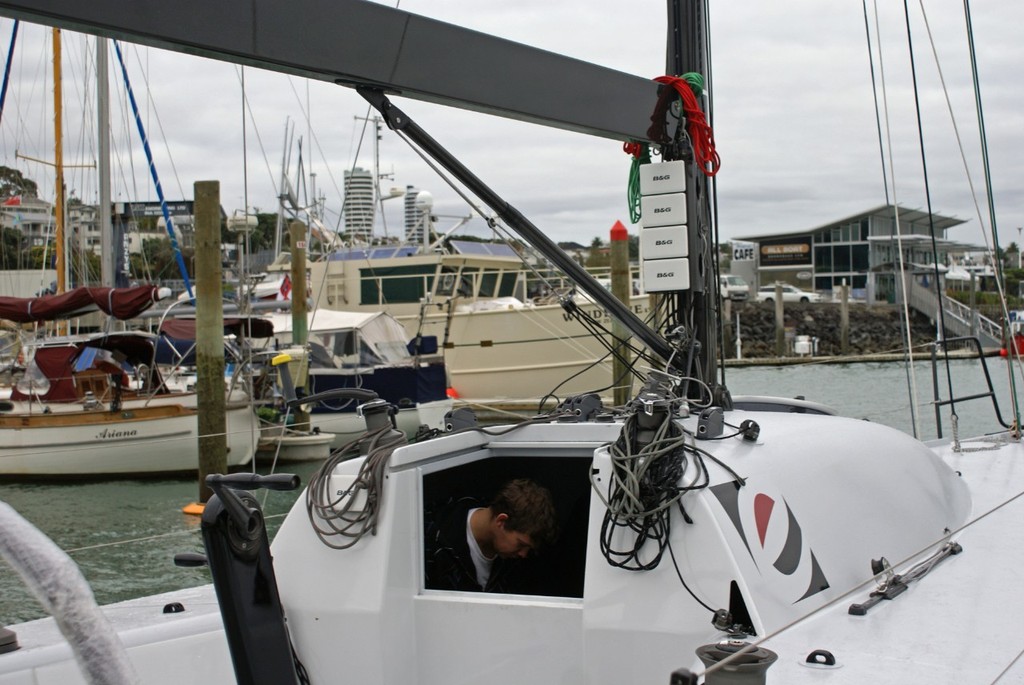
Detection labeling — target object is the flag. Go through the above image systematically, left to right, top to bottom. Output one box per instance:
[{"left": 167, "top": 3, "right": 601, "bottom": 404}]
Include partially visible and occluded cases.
[{"left": 276, "top": 275, "right": 292, "bottom": 301}]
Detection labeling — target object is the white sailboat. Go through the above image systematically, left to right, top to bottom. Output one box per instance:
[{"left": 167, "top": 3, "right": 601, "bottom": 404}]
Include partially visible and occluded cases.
[
  {"left": 0, "top": 1, "right": 1021, "bottom": 684},
  {"left": 0, "top": 32, "right": 259, "bottom": 478},
  {"left": 0, "top": 293, "right": 258, "bottom": 477}
]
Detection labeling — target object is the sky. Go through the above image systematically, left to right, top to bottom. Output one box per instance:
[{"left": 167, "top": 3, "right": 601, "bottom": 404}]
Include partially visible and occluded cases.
[{"left": 0, "top": 0, "right": 1021, "bottom": 253}]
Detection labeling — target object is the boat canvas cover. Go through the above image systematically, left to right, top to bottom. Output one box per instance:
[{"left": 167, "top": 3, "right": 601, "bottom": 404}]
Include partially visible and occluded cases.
[
  {"left": 0, "top": 286, "right": 164, "bottom": 323},
  {"left": 265, "top": 310, "right": 414, "bottom": 365},
  {"left": 158, "top": 316, "right": 276, "bottom": 341},
  {"left": 155, "top": 317, "right": 277, "bottom": 365},
  {"left": 10, "top": 333, "right": 166, "bottom": 402}
]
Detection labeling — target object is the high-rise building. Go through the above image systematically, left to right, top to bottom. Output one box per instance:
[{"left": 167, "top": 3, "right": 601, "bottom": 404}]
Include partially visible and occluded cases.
[
  {"left": 343, "top": 167, "right": 375, "bottom": 242},
  {"left": 403, "top": 184, "right": 428, "bottom": 244}
]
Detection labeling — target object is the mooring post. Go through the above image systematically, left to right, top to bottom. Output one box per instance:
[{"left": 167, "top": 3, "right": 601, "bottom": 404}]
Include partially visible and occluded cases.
[
  {"left": 195, "top": 180, "right": 227, "bottom": 503},
  {"left": 610, "top": 220, "right": 632, "bottom": 405},
  {"left": 289, "top": 221, "right": 311, "bottom": 432},
  {"left": 840, "top": 279, "right": 850, "bottom": 355},
  {"left": 774, "top": 282, "right": 785, "bottom": 357}
]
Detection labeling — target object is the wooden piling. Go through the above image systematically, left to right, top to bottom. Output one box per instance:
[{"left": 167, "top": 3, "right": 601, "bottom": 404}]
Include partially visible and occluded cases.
[
  {"left": 195, "top": 180, "right": 226, "bottom": 503},
  {"left": 290, "top": 221, "right": 311, "bottom": 432},
  {"left": 610, "top": 221, "right": 632, "bottom": 406},
  {"left": 840, "top": 281, "right": 850, "bottom": 355},
  {"left": 774, "top": 283, "right": 785, "bottom": 357}
]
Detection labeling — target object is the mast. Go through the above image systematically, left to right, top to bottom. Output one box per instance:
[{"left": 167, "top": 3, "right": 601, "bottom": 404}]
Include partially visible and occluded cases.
[
  {"left": 663, "top": 0, "right": 721, "bottom": 400},
  {"left": 51, "top": 27, "right": 64, "bottom": 294},
  {"left": 97, "top": 36, "right": 112, "bottom": 287}
]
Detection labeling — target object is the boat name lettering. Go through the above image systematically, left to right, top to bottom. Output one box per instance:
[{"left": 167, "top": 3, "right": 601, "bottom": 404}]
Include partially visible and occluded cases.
[
  {"left": 563, "top": 303, "right": 648, "bottom": 323},
  {"left": 97, "top": 427, "right": 138, "bottom": 440}
]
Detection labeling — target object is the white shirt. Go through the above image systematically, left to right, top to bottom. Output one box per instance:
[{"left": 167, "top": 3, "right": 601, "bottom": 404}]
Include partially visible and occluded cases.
[{"left": 465, "top": 508, "right": 495, "bottom": 589}]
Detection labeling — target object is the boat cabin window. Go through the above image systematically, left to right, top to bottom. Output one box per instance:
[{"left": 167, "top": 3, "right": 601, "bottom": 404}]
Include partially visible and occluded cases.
[
  {"left": 359, "top": 265, "right": 437, "bottom": 305},
  {"left": 434, "top": 267, "right": 459, "bottom": 298},
  {"left": 457, "top": 267, "right": 478, "bottom": 298},
  {"left": 477, "top": 270, "right": 500, "bottom": 298},
  {"left": 307, "top": 330, "right": 357, "bottom": 367},
  {"left": 422, "top": 455, "right": 592, "bottom": 598}
]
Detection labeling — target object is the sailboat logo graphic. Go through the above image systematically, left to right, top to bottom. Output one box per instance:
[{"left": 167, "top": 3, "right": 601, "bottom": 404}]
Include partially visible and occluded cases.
[{"left": 711, "top": 483, "right": 830, "bottom": 603}]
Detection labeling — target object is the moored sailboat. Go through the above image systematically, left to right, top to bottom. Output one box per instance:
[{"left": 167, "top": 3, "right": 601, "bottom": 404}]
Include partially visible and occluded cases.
[{"left": 0, "top": 327, "right": 258, "bottom": 478}]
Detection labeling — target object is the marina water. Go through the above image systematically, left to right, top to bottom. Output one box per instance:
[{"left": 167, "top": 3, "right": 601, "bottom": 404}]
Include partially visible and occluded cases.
[{"left": 2, "top": 357, "right": 1018, "bottom": 624}]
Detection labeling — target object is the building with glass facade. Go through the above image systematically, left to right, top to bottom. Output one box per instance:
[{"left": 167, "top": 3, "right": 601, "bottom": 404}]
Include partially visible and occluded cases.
[{"left": 733, "top": 204, "right": 979, "bottom": 303}]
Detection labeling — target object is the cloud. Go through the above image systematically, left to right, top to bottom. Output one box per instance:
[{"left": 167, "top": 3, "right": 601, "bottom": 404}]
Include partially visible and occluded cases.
[{"left": 0, "top": 0, "right": 1020, "bottom": 253}]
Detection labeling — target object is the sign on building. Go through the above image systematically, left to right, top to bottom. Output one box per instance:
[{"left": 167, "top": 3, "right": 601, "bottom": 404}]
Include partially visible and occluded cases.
[
  {"left": 759, "top": 236, "right": 812, "bottom": 267},
  {"left": 732, "top": 241, "right": 756, "bottom": 262}
]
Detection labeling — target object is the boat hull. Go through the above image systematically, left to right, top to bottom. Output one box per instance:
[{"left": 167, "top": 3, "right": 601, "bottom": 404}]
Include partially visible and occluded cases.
[
  {"left": 394, "top": 297, "right": 650, "bottom": 403},
  {"left": 0, "top": 401, "right": 257, "bottom": 477},
  {"left": 0, "top": 412, "right": 997, "bottom": 685}
]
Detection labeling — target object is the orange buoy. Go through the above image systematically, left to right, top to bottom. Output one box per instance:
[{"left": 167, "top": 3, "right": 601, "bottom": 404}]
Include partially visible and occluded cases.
[
  {"left": 446, "top": 387, "right": 460, "bottom": 399},
  {"left": 182, "top": 502, "right": 205, "bottom": 516}
]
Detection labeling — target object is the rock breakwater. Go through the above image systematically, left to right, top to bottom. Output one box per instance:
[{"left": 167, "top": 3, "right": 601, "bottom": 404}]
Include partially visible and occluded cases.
[{"left": 723, "top": 302, "right": 941, "bottom": 358}]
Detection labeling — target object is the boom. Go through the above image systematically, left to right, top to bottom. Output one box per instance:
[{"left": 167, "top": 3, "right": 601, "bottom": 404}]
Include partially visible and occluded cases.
[{"left": 0, "top": 0, "right": 662, "bottom": 142}]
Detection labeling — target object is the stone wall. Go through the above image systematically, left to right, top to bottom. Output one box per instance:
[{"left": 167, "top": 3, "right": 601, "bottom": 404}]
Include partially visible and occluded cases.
[{"left": 722, "top": 302, "right": 940, "bottom": 358}]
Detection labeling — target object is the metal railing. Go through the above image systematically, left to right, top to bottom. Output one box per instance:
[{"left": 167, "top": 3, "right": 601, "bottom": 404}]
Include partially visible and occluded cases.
[
  {"left": 905, "top": 275, "right": 1002, "bottom": 348},
  {"left": 929, "top": 336, "right": 1011, "bottom": 439}
]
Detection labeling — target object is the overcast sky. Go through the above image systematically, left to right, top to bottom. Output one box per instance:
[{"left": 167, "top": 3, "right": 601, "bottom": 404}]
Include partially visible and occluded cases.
[{"left": 0, "top": 0, "right": 1021, "bottom": 253}]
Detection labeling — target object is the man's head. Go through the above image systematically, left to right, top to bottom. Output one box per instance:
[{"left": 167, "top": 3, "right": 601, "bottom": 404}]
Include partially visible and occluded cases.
[{"left": 487, "top": 479, "right": 558, "bottom": 558}]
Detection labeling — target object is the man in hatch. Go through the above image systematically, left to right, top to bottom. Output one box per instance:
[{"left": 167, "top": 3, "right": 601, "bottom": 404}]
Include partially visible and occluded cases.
[{"left": 425, "top": 478, "right": 558, "bottom": 593}]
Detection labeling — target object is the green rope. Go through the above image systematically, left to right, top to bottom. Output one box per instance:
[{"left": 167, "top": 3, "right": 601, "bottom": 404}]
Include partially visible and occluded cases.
[
  {"left": 626, "top": 72, "right": 703, "bottom": 223},
  {"left": 681, "top": 72, "right": 704, "bottom": 97},
  {"left": 626, "top": 142, "right": 651, "bottom": 224}
]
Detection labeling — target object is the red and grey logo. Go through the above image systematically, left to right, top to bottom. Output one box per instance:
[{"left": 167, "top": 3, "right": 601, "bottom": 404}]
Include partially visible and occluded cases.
[{"left": 711, "top": 483, "right": 830, "bottom": 603}]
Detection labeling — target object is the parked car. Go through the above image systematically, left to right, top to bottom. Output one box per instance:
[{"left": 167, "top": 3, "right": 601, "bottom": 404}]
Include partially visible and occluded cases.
[
  {"left": 719, "top": 274, "right": 750, "bottom": 301},
  {"left": 755, "top": 283, "right": 823, "bottom": 303}
]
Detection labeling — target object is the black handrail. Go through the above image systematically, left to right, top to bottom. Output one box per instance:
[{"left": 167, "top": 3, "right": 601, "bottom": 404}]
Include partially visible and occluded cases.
[{"left": 930, "top": 336, "right": 1010, "bottom": 438}]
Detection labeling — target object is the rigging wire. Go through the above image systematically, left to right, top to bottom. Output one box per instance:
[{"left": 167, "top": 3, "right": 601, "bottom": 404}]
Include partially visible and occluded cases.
[
  {"left": 862, "top": 0, "right": 924, "bottom": 434},
  {"left": 869, "top": 0, "right": 921, "bottom": 439},
  {"left": 900, "top": 0, "right": 962, "bottom": 438},
  {"left": 958, "top": 0, "right": 1021, "bottom": 434}
]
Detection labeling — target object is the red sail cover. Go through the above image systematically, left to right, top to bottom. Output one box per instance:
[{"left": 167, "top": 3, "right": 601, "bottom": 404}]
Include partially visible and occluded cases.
[{"left": 0, "top": 285, "right": 165, "bottom": 323}]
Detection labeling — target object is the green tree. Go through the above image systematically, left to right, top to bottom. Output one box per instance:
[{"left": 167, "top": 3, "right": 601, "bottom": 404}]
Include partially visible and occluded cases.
[
  {"left": 0, "top": 166, "right": 38, "bottom": 199},
  {"left": 0, "top": 227, "right": 22, "bottom": 269},
  {"left": 586, "top": 236, "right": 610, "bottom": 269},
  {"left": 130, "top": 237, "right": 194, "bottom": 281}
]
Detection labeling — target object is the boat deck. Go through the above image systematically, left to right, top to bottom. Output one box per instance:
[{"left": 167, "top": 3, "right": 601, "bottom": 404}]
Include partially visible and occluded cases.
[{"left": 751, "top": 433, "right": 1024, "bottom": 683}]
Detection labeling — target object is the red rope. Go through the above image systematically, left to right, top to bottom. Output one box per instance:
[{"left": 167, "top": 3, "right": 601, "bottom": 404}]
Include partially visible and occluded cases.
[{"left": 653, "top": 75, "right": 721, "bottom": 177}]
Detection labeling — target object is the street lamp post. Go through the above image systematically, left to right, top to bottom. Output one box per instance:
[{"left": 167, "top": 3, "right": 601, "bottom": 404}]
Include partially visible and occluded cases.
[{"left": 1018, "top": 227, "right": 1022, "bottom": 269}]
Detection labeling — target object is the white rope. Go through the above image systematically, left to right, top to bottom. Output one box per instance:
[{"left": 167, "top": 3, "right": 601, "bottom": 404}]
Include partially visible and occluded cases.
[{"left": 0, "top": 500, "right": 140, "bottom": 685}]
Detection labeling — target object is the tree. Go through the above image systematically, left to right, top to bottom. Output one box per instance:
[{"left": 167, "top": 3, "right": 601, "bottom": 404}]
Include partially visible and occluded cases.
[
  {"left": 0, "top": 166, "right": 38, "bottom": 199},
  {"left": 0, "top": 227, "right": 22, "bottom": 269},
  {"left": 130, "top": 237, "right": 194, "bottom": 280}
]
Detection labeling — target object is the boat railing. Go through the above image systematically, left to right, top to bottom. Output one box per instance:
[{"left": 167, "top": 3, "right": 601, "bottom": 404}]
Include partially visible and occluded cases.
[{"left": 929, "top": 335, "right": 1011, "bottom": 439}]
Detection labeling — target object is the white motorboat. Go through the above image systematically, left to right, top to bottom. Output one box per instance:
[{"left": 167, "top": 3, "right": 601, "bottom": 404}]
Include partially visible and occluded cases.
[
  {"left": 309, "top": 245, "right": 651, "bottom": 407},
  {"left": 255, "top": 309, "right": 452, "bottom": 446}
]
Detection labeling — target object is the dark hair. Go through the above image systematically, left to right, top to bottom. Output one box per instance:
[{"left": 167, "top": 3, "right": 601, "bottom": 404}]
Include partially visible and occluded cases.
[{"left": 489, "top": 479, "right": 558, "bottom": 549}]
